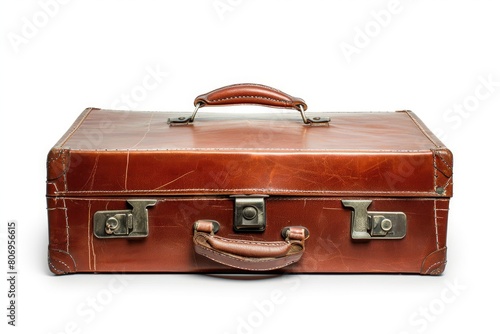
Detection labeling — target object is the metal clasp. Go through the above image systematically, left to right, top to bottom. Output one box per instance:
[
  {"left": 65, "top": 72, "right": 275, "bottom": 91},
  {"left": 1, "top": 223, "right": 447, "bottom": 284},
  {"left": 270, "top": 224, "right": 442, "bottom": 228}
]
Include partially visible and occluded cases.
[
  {"left": 231, "top": 195, "right": 268, "bottom": 232},
  {"left": 93, "top": 199, "right": 157, "bottom": 238},
  {"left": 342, "top": 200, "right": 406, "bottom": 240}
]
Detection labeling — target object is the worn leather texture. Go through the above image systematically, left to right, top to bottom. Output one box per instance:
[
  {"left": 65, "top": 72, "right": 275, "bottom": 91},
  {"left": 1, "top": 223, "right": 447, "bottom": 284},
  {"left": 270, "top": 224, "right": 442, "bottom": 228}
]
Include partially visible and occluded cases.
[
  {"left": 47, "top": 107, "right": 452, "bottom": 275},
  {"left": 46, "top": 109, "right": 452, "bottom": 198}
]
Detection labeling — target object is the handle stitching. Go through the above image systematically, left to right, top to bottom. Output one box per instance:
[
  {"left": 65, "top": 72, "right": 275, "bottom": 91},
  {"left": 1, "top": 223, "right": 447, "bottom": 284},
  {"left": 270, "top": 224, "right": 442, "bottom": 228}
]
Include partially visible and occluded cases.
[
  {"left": 207, "top": 95, "right": 294, "bottom": 105},
  {"left": 206, "top": 234, "right": 290, "bottom": 247}
]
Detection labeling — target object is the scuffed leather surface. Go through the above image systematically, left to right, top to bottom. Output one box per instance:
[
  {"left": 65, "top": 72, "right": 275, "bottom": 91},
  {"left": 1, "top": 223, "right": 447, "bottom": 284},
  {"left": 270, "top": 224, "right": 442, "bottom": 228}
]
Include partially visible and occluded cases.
[
  {"left": 46, "top": 108, "right": 452, "bottom": 275},
  {"left": 46, "top": 109, "right": 453, "bottom": 198},
  {"left": 47, "top": 197, "right": 449, "bottom": 275}
]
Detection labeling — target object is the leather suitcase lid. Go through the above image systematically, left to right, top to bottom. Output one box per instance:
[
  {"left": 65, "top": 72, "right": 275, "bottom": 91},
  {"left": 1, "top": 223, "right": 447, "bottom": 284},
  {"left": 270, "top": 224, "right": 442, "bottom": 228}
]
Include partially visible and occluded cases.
[{"left": 46, "top": 108, "right": 452, "bottom": 198}]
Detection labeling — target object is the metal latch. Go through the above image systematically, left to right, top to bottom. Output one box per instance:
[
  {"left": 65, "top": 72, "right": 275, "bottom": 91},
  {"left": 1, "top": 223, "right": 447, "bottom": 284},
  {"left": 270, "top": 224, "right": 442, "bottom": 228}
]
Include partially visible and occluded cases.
[
  {"left": 231, "top": 195, "right": 268, "bottom": 232},
  {"left": 93, "top": 199, "right": 157, "bottom": 238},
  {"left": 342, "top": 200, "right": 406, "bottom": 240}
]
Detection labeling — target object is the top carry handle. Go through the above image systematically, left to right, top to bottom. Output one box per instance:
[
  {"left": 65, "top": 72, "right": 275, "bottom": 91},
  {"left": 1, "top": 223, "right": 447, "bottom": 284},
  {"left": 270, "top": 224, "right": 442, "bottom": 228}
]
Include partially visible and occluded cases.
[{"left": 168, "top": 83, "right": 330, "bottom": 125}]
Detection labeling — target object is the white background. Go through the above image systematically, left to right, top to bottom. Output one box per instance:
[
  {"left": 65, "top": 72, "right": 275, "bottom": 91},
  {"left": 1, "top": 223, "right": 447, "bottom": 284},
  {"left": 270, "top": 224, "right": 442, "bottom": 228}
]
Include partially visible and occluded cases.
[{"left": 1, "top": 1, "right": 499, "bottom": 333}]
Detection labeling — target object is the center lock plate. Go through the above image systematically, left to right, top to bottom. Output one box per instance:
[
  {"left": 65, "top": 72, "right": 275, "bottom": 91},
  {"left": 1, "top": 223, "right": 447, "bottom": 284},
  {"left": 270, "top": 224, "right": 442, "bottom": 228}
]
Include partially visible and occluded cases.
[{"left": 231, "top": 195, "right": 268, "bottom": 232}]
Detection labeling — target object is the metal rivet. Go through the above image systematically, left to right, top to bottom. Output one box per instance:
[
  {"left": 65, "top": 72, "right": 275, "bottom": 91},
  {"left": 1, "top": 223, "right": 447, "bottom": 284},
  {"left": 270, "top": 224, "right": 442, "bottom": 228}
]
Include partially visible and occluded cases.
[
  {"left": 178, "top": 117, "right": 186, "bottom": 120},
  {"left": 436, "top": 187, "right": 445, "bottom": 194},
  {"left": 242, "top": 206, "right": 257, "bottom": 220},
  {"left": 105, "top": 217, "right": 119, "bottom": 234},
  {"left": 381, "top": 218, "right": 392, "bottom": 232}
]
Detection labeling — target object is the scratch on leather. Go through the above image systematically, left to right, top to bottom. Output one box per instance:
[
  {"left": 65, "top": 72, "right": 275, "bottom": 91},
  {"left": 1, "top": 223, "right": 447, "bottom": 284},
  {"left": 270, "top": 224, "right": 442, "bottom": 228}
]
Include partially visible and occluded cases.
[
  {"left": 130, "top": 113, "right": 154, "bottom": 148},
  {"left": 124, "top": 150, "right": 130, "bottom": 190},
  {"left": 80, "top": 154, "right": 100, "bottom": 191},
  {"left": 153, "top": 170, "right": 196, "bottom": 190},
  {"left": 62, "top": 198, "right": 70, "bottom": 252},
  {"left": 434, "top": 200, "right": 439, "bottom": 249},
  {"left": 87, "top": 202, "right": 96, "bottom": 271},
  {"left": 318, "top": 238, "right": 350, "bottom": 270}
]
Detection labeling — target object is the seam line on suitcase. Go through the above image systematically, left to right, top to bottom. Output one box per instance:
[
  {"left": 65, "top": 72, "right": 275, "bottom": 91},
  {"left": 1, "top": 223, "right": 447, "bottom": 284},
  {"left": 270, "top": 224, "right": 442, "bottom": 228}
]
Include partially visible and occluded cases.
[
  {"left": 58, "top": 108, "right": 96, "bottom": 148},
  {"left": 402, "top": 111, "right": 440, "bottom": 148},
  {"left": 64, "top": 148, "right": 439, "bottom": 152},
  {"left": 47, "top": 149, "right": 64, "bottom": 164},
  {"left": 47, "top": 149, "right": 69, "bottom": 183},
  {"left": 432, "top": 150, "right": 452, "bottom": 195},
  {"left": 434, "top": 150, "right": 453, "bottom": 171},
  {"left": 63, "top": 151, "right": 69, "bottom": 192},
  {"left": 433, "top": 151, "right": 453, "bottom": 194},
  {"left": 433, "top": 151, "right": 452, "bottom": 179},
  {"left": 433, "top": 153, "right": 437, "bottom": 192},
  {"left": 51, "top": 183, "right": 70, "bottom": 252},
  {"left": 53, "top": 189, "right": 440, "bottom": 195},
  {"left": 48, "top": 197, "right": 444, "bottom": 204},
  {"left": 62, "top": 198, "right": 70, "bottom": 252},
  {"left": 434, "top": 199, "right": 439, "bottom": 249},
  {"left": 48, "top": 248, "right": 77, "bottom": 274},
  {"left": 49, "top": 258, "right": 72, "bottom": 273},
  {"left": 423, "top": 260, "right": 446, "bottom": 275},
  {"left": 49, "top": 261, "right": 65, "bottom": 274}
]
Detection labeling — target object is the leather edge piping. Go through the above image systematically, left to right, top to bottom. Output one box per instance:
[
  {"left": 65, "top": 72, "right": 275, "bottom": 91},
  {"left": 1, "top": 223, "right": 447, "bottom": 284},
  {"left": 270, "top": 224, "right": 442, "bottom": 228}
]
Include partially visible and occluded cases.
[
  {"left": 57, "top": 107, "right": 98, "bottom": 148},
  {"left": 401, "top": 110, "right": 448, "bottom": 148},
  {"left": 420, "top": 247, "right": 447, "bottom": 275},
  {"left": 48, "top": 248, "right": 77, "bottom": 275}
]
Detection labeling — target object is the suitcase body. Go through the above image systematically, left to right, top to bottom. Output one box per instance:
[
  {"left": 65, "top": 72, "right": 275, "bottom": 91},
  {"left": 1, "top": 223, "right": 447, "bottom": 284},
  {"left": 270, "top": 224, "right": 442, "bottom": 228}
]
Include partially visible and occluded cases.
[{"left": 47, "top": 84, "right": 452, "bottom": 275}]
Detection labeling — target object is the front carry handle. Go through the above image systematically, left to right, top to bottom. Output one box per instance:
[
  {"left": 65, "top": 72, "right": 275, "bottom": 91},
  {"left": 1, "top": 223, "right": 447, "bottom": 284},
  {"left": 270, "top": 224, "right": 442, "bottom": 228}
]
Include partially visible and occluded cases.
[
  {"left": 168, "top": 83, "right": 330, "bottom": 125},
  {"left": 193, "top": 220, "right": 309, "bottom": 271}
]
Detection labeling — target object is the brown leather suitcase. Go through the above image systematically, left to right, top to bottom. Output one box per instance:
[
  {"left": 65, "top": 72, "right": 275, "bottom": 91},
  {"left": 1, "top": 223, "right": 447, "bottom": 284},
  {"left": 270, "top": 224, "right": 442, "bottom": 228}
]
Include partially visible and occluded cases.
[{"left": 47, "top": 83, "right": 452, "bottom": 275}]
